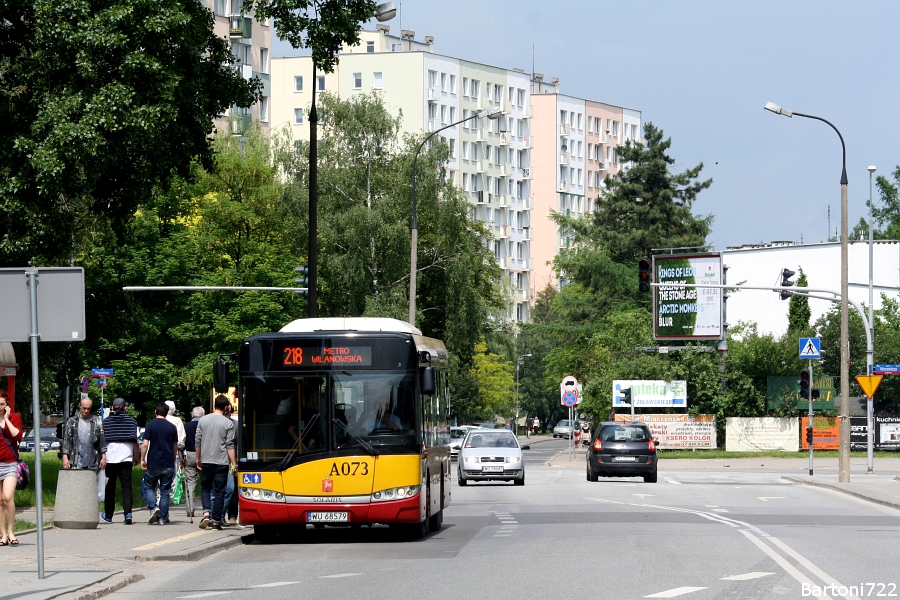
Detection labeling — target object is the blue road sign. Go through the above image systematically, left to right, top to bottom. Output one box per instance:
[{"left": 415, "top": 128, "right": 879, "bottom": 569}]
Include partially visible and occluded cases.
[
  {"left": 799, "top": 337, "right": 821, "bottom": 360},
  {"left": 874, "top": 364, "right": 900, "bottom": 375},
  {"left": 91, "top": 368, "right": 114, "bottom": 378},
  {"left": 81, "top": 376, "right": 89, "bottom": 392},
  {"left": 97, "top": 378, "right": 108, "bottom": 388},
  {"left": 561, "top": 391, "right": 578, "bottom": 407}
]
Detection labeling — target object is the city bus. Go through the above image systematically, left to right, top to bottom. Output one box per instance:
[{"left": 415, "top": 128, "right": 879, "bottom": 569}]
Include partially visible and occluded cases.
[{"left": 213, "top": 317, "right": 451, "bottom": 542}]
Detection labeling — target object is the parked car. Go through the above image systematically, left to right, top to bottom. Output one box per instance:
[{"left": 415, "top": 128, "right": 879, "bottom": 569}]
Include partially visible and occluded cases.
[
  {"left": 553, "top": 419, "right": 581, "bottom": 438},
  {"left": 586, "top": 421, "right": 657, "bottom": 483},
  {"left": 18, "top": 426, "right": 62, "bottom": 453},
  {"left": 450, "top": 426, "right": 476, "bottom": 459},
  {"left": 458, "top": 429, "right": 529, "bottom": 486}
]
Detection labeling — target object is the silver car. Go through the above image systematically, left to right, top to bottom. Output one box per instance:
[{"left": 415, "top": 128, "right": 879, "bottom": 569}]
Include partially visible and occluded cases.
[
  {"left": 553, "top": 419, "right": 578, "bottom": 438},
  {"left": 450, "top": 426, "right": 475, "bottom": 459},
  {"left": 457, "top": 429, "right": 528, "bottom": 486}
]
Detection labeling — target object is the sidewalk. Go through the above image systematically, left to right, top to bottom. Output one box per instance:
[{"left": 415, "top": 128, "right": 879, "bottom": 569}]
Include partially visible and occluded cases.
[{"left": 2, "top": 510, "right": 250, "bottom": 600}]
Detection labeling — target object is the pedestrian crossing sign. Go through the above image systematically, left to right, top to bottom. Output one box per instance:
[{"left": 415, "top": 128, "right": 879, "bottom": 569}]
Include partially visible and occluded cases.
[{"left": 799, "top": 337, "right": 821, "bottom": 359}]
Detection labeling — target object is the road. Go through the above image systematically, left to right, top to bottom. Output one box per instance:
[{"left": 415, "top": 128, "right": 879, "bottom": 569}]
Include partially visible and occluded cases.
[{"left": 106, "top": 439, "right": 900, "bottom": 600}]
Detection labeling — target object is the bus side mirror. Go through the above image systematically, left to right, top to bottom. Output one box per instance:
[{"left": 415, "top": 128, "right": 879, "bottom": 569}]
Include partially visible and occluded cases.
[
  {"left": 213, "top": 358, "right": 230, "bottom": 394},
  {"left": 420, "top": 366, "right": 436, "bottom": 395}
]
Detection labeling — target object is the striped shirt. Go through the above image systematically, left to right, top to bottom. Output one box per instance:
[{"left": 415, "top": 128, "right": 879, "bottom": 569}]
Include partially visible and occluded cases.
[{"left": 103, "top": 411, "right": 139, "bottom": 443}]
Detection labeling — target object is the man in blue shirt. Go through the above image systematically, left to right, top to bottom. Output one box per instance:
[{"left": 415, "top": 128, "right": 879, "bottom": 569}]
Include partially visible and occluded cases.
[{"left": 140, "top": 402, "right": 179, "bottom": 525}]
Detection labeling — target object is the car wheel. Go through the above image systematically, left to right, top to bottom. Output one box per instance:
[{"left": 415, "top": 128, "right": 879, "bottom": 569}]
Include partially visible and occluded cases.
[
  {"left": 586, "top": 463, "right": 598, "bottom": 482},
  {"left": 457, "top": 470, "right": 467, "bottom": 486},
  {"left": 644, "top": 471, "right": 658, "bottom": 483},
  {"left": 514, "top": 474, "right": 524, "bottom": 486}
]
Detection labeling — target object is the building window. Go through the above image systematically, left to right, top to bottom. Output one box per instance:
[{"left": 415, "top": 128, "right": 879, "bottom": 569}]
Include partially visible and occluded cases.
[
  {"left": 215, "top": 0, "right": 226, "bottom": 15},
  {"left": 366, "top": 40, "right": 375, "bottom": 53},
  {"left": 259, "top": 48, "right": 268, "bottom": 74},
  {"left": 428, "top": 70, "right": 437, "bottom": 88},
  {"left": 353, "top": 72, "right": 362, "bottom": 89},
  {"left": 373, "top": 72, "right": 383, "bottom": 89},
  {"left": 440, "top": 72, "right": 447, "bottom": 91},
  {"left": 449, "top": 74, "right": 456, "bottom": 94},
  {"left": 294, "top": 76, "right": 303, "bottom": 92},
  {"left": 317, "top": 76, "right": 325, "bottom": 91},
  {"left": 462, "top": 77, "right": 469, "bottom": 96},
  {"left": 472, "top": 80, "right": 480, "bottom": 98},
  {"left": 494, "top": 84, "right": 501, "bottom": 103},
  {"left": 517, "top": 89, "right": 525, "bottom": 107},
  {"left": 259, "top": 96, "right": 268, "bottom": 122},
  {"left": 440, "top": 105, "right": 447, "bottom": 124},
  {"left": 449, "top": 106, "right": 455, "bottom": 122},
  {"left": 294, "top": 108, "right": 303, "bottom": 124},
  {"left": 577, "top": 113, "right": 583, "bottom": 130},
  {"left": 449, "top": 138, "right": 456, "bottom": 158},
  {"left": 462, "top": 141, "right": 469, "bottom": 160},
  {"left": 463, "top": 173, "right": 469, "bottom": 190}
]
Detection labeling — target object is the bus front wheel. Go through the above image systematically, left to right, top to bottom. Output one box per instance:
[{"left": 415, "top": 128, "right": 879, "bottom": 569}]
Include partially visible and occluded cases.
[{"left": 254, "top": 525, "right": 278, "bottom": 544}]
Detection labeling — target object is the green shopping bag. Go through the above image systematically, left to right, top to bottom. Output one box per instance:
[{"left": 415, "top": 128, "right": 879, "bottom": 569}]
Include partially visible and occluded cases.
[{"left": 172, "top": 468, "right": 185, "bottom": 505}]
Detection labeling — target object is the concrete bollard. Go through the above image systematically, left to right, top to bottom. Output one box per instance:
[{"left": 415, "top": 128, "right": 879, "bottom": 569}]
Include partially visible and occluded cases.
[{"left": 53, "top": 469, "right": 99, "bottom": 529}]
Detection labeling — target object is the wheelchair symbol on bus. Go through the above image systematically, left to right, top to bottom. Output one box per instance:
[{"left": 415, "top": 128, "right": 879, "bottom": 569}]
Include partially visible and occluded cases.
[{"left": 242, "top": 473, "right": 261, "bottom": 484}]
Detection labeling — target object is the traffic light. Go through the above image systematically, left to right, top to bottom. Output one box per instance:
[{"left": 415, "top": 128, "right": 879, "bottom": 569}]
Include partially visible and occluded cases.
[
  {"left": 638, "top": 259, "right": 651, "bottom": 293},
  {"left": 294, "top": 264, "right": 309, "bottom": 300},
  {"left": 780, "top": 268, "right": 796, "bottom": 300},
  {"left": 799, "top": 368, "right": 811, "bottom": 398},
  {"left": 620, "top": 388, "right": 632, "bottom": 405},
  {"left": 811, "top": 388, "right": 820, "bottom": 400},
  {"left": 806, "top": 426, "right": 813, "bottom": 445}
]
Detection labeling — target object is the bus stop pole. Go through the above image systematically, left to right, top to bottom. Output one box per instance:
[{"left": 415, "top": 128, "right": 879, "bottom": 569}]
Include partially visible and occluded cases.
[{"left": 27, "top": 269, "right": 45, "bottom": 579}]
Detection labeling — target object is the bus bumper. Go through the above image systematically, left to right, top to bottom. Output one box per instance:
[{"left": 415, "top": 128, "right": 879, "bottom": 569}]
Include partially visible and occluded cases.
[{"left": 239, "top": 492, "right": 423, "bottom": 525}]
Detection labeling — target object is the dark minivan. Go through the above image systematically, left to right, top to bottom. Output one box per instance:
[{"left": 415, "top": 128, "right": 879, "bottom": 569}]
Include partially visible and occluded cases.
[{"left": 586, "top": 422, "right": 657, "bottom": 483}]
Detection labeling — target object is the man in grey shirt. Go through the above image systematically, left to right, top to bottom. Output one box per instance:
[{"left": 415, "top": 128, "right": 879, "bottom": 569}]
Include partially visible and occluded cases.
[{"left": 195, "top": 395, "right": 236, "bottom": 530}]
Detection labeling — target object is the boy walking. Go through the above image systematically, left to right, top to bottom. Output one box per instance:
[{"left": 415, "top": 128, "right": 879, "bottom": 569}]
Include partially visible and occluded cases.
[{"left": 141, "top": 403, "right": 179, "bottom": 525}]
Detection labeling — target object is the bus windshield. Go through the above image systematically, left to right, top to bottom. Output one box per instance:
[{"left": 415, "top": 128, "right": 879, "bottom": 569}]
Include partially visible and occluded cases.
[{"left": 239, "top": 371, "right": 419, "bottom": 466}]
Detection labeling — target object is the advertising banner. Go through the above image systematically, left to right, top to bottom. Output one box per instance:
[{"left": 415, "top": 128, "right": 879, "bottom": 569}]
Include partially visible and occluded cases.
[
  {"left": 653, "top": 253, "right": 723, "bottom": 341},
  {"left": 766, "top": 375, "right": 835, "bottom": 411},
  {"left": 612, "top": 380, "right": 687, "bottom": 407},
  {"left": 615, "top": 414, "right": 716, "bottom": 449},
  {"left": 800, "top": 416, "right": 839, "bottom": 450},
  {"left": 725, "top": 417, "right": 799, "bottom": 452},
  {"left": 878, "top": 417, "right": 900, "bottom": 450}
]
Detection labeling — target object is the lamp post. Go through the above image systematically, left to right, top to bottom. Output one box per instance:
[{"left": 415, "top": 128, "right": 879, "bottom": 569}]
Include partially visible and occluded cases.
[
  {"left": 306, "top": 2, "right": 396, "bottom": 317},
  {"left": 765, "top": 102, "right": 851, "bottom": 483},
  {"left": 408, "top": 107, "right": 505, "bottom": 325},
  {"left": 867, "top": 165, "right": 876, "bottom": 474},
  {"left": 515, "top": 354, "right": 532, "bottom": 437}
]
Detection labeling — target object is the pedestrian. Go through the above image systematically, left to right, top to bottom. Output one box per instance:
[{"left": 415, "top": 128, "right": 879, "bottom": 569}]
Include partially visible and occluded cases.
[
  {"left": 0, "top": 390, "right": 23, "bottom": 547},
  {"left": 196, "top": 395, "right": 236, "bottom": 531},
  {"left": 62, "top": 398, "right": 107, "bottom": 471},
  {"left": 101, "top": 398, "right": 140, "bottom": 524},
  {"left": 164, "top": 400, "right": 186, "bottom": 478},
  {"left": 140, "top": 402, "right": 179, "bottom": 525},
  {"left": 209, "top": 402, "right": 239, "bottom": 526},
  {"left": 183, "top": 406, "right": 205, "bottom": 518},
  {"left": 525, "top": 416, "right": 533, "bottom": 438},
  {"left": 544, "top": 416, "right": 550, "bottom": 434},
  {"left": 533, "top": 417, "right": 540, "bottom": 435},
  {"left": 581, "top": 421, "right": 591, "bottom": 447}
]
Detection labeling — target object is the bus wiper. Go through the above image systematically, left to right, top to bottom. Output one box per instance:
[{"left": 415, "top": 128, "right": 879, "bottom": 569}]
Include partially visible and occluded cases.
[
  {"left": 274, "top": 413, "right": 320, "bottom": 472},
  {"left": 334, "top": 420, "right": 378, "bottom": 457}
]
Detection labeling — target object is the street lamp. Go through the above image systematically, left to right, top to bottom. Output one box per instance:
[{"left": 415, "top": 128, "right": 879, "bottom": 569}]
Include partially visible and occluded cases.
[
  {"left": 306, "top": 2, "right": 396, "bottom": 317},
  {"left": 764, "top": 101, "right": 851, "bottom": 483},
  {"left": 408, "top": 107, "right": 506, "bottom": 325},
  {"left": 867, "top": 164, "right": 876, "bottom": 474},
  {"left": 515, "top": 354, "right": 533, "bottom": 436}
]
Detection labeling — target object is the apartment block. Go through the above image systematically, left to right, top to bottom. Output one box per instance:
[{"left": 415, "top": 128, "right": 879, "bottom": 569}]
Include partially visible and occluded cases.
[
  {"left": 205, "top": 0, "right": 271, "bottom": 135},
  {"left": 269, "top": 28, "right": 639, "bottom": 322}
]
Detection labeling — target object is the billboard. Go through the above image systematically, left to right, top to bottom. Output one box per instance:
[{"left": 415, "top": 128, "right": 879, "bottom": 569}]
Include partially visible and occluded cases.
[
  {"left": 653, "top": 253, "right": 723, "bottom": 341},
  {"left": 767, "top": 375, "right": 836, "bottom": 411},
  {"left": 612, "top": 380, "right": 687, "bottom": 407},
  {"left": 615, "top": 414, "right": 716, "bottom": 449},
  {"left": 800, "top": 416, "right": 839, "bottom": 450},
  {"left": 850, "top": 416, "right": 900, "bottom": 451},
  {"left": 725, "top": 417, "right": 799, "bottom": 451}
]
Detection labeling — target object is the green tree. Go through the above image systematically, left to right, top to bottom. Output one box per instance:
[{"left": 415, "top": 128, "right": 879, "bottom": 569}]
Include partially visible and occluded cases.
[
  {"left": 0, "top": 0, "right": 260, "bottom": 265},
  {"left": 787, "top": 268, "right": 811, "bottom": 333},
  {"left": 468, "top": 342, "right": 515, "bottom": 421}
]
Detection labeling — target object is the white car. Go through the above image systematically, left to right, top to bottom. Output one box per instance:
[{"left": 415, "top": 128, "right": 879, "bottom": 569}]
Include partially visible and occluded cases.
[
  {"left": 450, "top": 426, "right": 476, "bottom": 459},
  {"left": 457, "top": 429, "right": 529, "bottom": 486}
]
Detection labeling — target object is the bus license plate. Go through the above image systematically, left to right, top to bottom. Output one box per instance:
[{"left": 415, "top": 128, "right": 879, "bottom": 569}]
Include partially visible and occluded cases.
[
  {"left": 482, "top": 466, "right": 503, "bottom": 473},
  {"left": 308, "top": 511, "right": 348, "bottom": 523}
]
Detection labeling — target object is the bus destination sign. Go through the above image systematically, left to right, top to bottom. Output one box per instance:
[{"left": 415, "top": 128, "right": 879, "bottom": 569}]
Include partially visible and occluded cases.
[{"left": 282, "top": 346, "right": 373, "bottom": 367}]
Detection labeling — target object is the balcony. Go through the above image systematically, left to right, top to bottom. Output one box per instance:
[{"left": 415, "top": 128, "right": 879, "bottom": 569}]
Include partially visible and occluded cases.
[
  {"left": 230, "top": 15, "right": 252, "bottom": 38},
  {"left": 427, "top": 86, "right": 438, "bottom": 102},
  {"left": 476, "top": 96, "right": 486, "bottom": 111},
  {"left": 522, "top": 105, "right": 532, "bottom": 119},
  {"left": 230, "top": 113, "right": 252, "bottom": 136},
  {"left": 560, "top": 122, "right": 570, "bottom": 135},
  {"left": 476, "top": 127, "right": 487, "bottom": 142},
  {"left": 499, "top": 132, "right": 510, "bottom": 146},
  {"left": 523, "top": 134, "right": 533, "bottom": 149},
  {"left": 559, "top": 152, "right": 570, "bottom": 165},
  {"left": 476, "top": 160, "right": 486, "bottom": 173},
  {"left": 598, "top": 161, "right": 608, "bottom": 171},
  {"left": 500, "top": 162, "right": 511, "bottom": 176},
  {"left": 522, "top": 167, "right": 533, "bottom": 179},
  {"left": 559, "top": 180, "right": 570, "bottom": 192},
  {"left": 475, "top": 190, "right": 486, "bottom": 204},
  {"left": 498, "top": 194, "right": 509, "bottom": 208},
  {"left": 524, "top": 196, "right": 534, "bottom": 210},
  {"left": 499, "top": 224, "right": 510, "bottom": 239},
  {"left": 522, "top": 227, "right": 532, "bottom": 241},
  {"left": 497, "top": 256, "right": 508, "bottom": 270},
  {"left": 524, "top": 258, "right": 534, "bottom": 271},
  {"left": 516, "top": 289, "right": 528, "bottom": 302}
]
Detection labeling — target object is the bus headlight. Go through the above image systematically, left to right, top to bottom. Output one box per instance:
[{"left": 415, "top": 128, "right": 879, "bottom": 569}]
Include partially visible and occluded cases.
[
  {"left": 371, "top": 485, "right": 420, "bottom": 502},
  {"left": 239, "top": 487, "right": 285, "bottom": 503}
]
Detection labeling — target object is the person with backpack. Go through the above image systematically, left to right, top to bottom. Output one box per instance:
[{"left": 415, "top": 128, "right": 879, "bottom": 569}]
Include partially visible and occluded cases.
[{"left": 0, "top": 390, "right": 24, "bottom": 546}]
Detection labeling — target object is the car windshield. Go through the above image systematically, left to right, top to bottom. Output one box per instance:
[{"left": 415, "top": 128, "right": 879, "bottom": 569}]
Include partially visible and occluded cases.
[
  {"left": 556, "top": 420, "right": 572, "bottom": 427},
  {"left": 599, "top": 425, "right": 650, "bottom": 442},
  {"left": 25, "top": 427, "right": 56, "bottom": 439},
  {"left": 450, "top": 429, "right": 467, "bottom": 439},
  {"left": 465, "top": 432, "right": 518, "bottom": 448}
]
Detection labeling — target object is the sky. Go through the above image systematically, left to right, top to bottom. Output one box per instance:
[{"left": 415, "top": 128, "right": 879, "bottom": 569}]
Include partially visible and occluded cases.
[{"left": 272, "top": 1, "right": 900, "bottom": 251}]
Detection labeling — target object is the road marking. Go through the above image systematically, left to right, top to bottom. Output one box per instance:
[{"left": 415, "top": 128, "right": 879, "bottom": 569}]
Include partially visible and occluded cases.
[
  {"left": 664, "top": 478, "right": 681, "bottom": 485},
  {"left": 634, "top": 494, "right": 655, "bottom": 498},
  {"left": 758, "top": 497, "right": 784, "bottom": 501},
  {"left": 704, "top": 505, "right": 718, "bottom": 508},
  {"left": 712, "top": 509, "right": 729, "bottom": 513},
  {"left": 132, "top": 530, "right": 208, "bottom": 550},
  {"left": 739, "top": 531, "right": 834, "bottom": 600},
  {"left": 765, "top": 536, "right": 860, "bottom": 599},
  {"left": 721, "top": 572, "right": 774, "bottom": 581},
  {"left": 320, "top": 573, "right": 364, "bottom": 579},
  {"left": 250, "top": 582, "right": 300, "bottom": 588},
  {"left": 645, "top": 586, "right": 707, "bottom": 598},
  {"left": 176, "top": 593, "right": 232, "bottom": 599}
]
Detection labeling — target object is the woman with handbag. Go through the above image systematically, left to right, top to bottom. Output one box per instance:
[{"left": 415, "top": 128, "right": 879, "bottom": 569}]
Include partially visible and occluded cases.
[{"left": 0, "top": 390, "right": 24, "bottom": 546}]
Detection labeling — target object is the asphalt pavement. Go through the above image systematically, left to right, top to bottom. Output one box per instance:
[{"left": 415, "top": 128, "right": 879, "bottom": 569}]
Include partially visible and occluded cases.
[{"left": 5, "top": 438, "right": 900, "bottom": 600}]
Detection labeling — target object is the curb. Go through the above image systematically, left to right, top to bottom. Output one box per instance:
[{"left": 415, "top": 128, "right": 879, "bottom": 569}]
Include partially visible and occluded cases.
[
  {"left": 782, "top": 476, "right": 900, "bottom": 512},
  {"left": 15, "top": 524, "right": 55, "bottom": 536},
  {"left": 136, "top": 532, "right": 252, "bottom": 562},
  {"left": 51, "top": 573, "right": 146, "bottom": 600}
]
